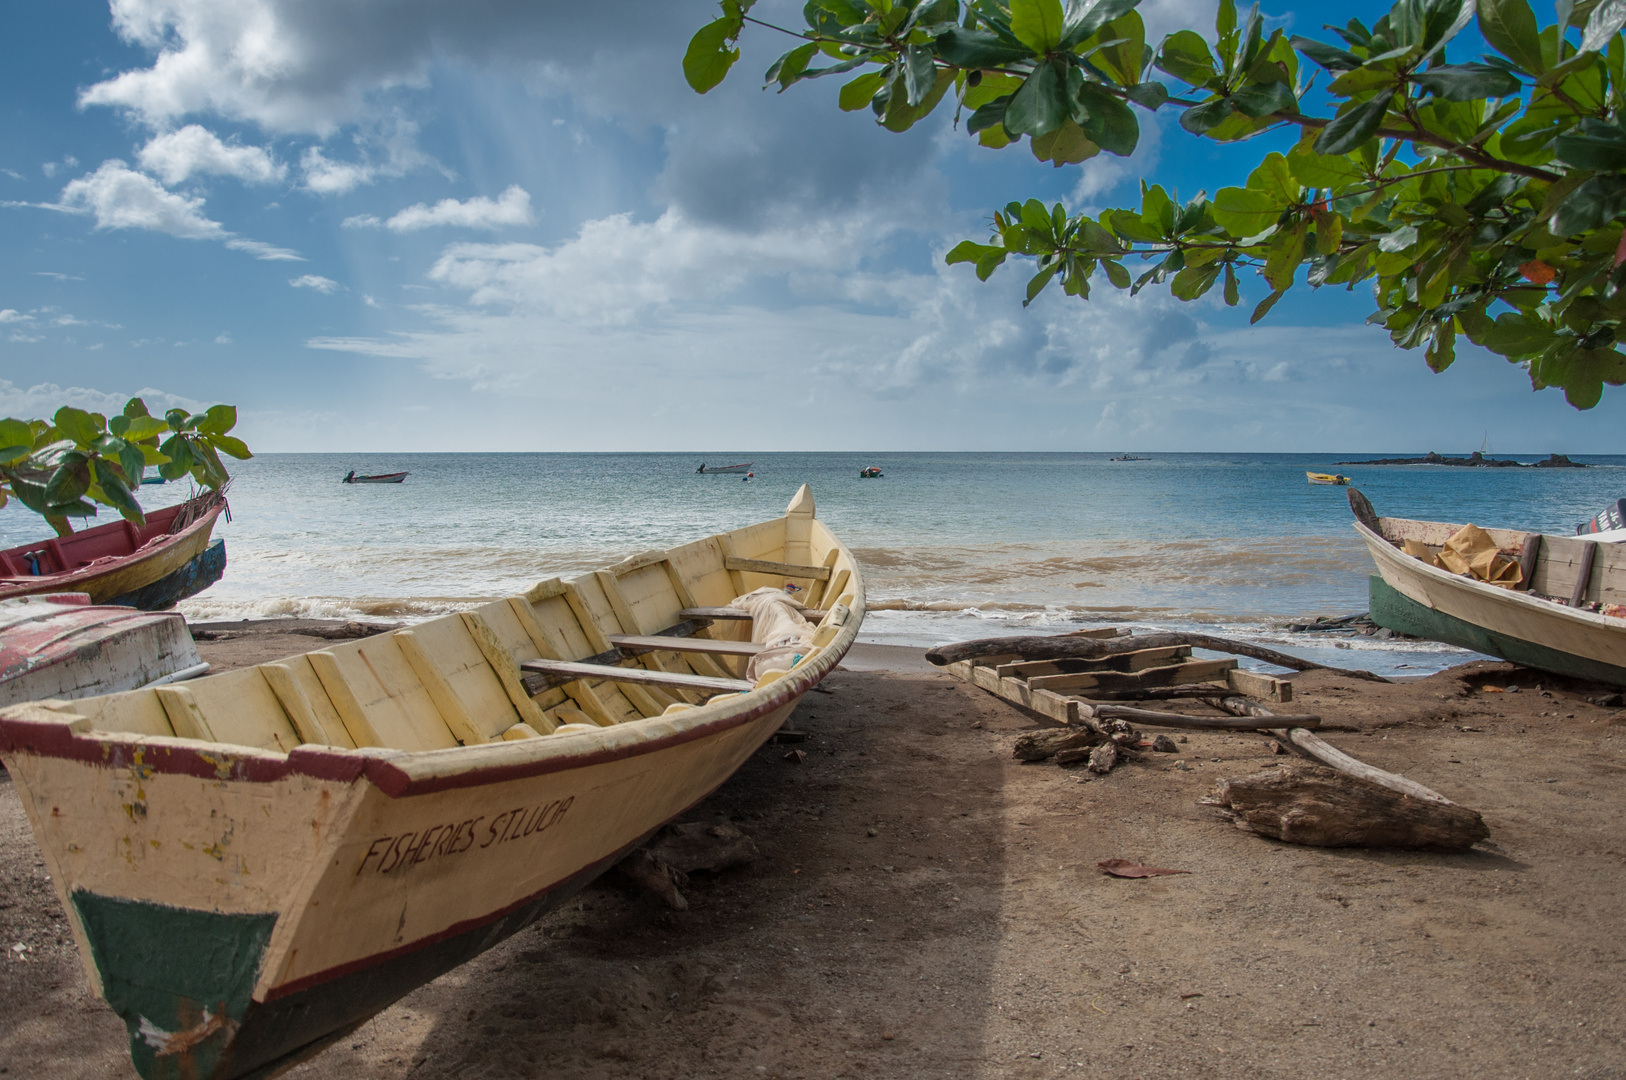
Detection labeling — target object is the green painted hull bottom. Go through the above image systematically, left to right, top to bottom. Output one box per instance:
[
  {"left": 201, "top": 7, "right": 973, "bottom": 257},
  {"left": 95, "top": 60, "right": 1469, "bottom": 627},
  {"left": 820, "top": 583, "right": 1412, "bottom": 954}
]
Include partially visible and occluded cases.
[
  {"left": 1369, "top": 576, "right": 1626, "bottom": 687},
  {"left": 71, "top": 853, "right": 613, "bottom": 1079}
]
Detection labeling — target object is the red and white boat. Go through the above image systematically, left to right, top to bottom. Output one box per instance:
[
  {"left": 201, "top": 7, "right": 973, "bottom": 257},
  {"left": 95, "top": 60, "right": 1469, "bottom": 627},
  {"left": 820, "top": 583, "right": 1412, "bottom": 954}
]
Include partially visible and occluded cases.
[{"left": 0, "top": 594, "right": 205, "bottom": 707}]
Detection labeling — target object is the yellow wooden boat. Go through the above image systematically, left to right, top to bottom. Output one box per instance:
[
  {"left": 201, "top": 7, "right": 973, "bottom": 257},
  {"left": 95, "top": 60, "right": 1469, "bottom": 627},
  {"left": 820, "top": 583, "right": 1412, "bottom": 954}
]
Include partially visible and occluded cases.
[
  {"left": 1306, "top": 471, "right": 1350, "bottom": 485},
  {"left": 0, "top": 485, "right": 863, "bottom": 1080}
]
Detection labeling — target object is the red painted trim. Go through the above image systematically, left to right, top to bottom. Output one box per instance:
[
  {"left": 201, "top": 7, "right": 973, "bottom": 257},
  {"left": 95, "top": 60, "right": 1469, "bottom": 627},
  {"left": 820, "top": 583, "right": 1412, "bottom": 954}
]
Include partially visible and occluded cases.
[{"left": 0, "top": 640, "right": 850, "bottom": 798}]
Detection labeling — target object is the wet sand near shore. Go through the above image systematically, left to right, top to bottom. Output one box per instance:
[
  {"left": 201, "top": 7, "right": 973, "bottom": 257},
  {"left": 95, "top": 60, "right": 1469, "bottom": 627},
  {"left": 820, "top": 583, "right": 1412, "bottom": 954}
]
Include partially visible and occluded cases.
[{"left": 3, "top": 623, "right": 1625, "bottom": 1079}]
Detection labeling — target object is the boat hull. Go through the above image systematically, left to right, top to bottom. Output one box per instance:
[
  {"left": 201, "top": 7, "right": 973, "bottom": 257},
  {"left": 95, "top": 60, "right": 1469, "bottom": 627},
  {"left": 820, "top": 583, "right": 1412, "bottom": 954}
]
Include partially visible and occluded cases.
[
  {"left": 0, "top": 485, "right": 861, "bottom": 1079},
  {"left": 0, "top": 496, "right": 225, "bottom": 607},
  {"left": 1356, "top": 519, "right": 1626, "bottom": 686},
  {"left": 1369, "top": 576, "right": 1626, "bottom": 685},
  {"left": 0, "top": 601, "right": 203, "bottom": 706}
]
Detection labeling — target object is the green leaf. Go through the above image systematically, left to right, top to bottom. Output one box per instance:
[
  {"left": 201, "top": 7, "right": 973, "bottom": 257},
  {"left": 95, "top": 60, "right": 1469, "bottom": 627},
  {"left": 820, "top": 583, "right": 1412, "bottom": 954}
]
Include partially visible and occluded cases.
[
  {"left": 1011, "top": 0, "right": 1067, "bottom": 53},
  {"left": 1060, "top": 0, "right": 1143, "bottom": 49},
  {"left": 1477, "top": 0, "right": 1545, "bottom": 73},
  {"left": 1582, "top": 0, "right": 1626, "bottom": 54},
  {"left": 1090, "top": 11, "right": 1146, "bottom": 86},
  {"left": 684, "top": 18, "right": 741, "bottom": 94},
  {"left": 936, "top": 28, "right": 1034, "bottom": 67},
  {"left": 1154, "top": 29, "right": 1217, "bottom": 85},
  {"left": 1291, "top": 36, "right": 1363, "bottom": 70},
  {"left": 765, "top": 43, "right": 819, "bottom": 90},
  {"left": 901, "top": 45, "right": 937, "bottom": 105},
  {"left": 1005, "top": 61, "right": 1068, "bottom": 137},
  {"left": 1411, "top": 62, "right": 1522, "bottom": 100},
  {"left": 839, "top": 71, "right": 888, "bottom": 111},
  {"left": 1070, "top": 77, "right": 1139, "bottom": 155},
  {"left": 1231, "top": 80, "right": 1297, "bottom": 117},
  {"left": 1124, "top": 81, "right": 1170, "bottom": 109},
  {"left": 1314, "top": 91, "right": 1394, "bottom": 155},
  {"left": 967, "top": 96, "right": 1011, "bottom": 133},
  {"left": 1179, "top": 96, "right": 1234, "bottom": 134},
  {"left": 1031, "top": 119, "right": 1101, "bottom": 164},
  {"left": 1555, "top": 119, "right": 1626, "bottom": 171},
  {"left": 1287, "top": 148, "right": 1366, "bottom": 187},
  {"left": 1247, "top": 152, "right": 1300, "bottom": 205},
  {"left": 1551, "top": 175, "right": 1626, "bottom": 235},
  {"left": 1212, "top": 186, "right": 1283, "bottom": 236},
  {"left": 1106, "top": 207, "right": 1165, "bottom": 242},
  {"left": 1263, "top": 223, "right": 1307, "bottom": 292},
  {"left": 947, "top": 240, "right": 1003, "bottom": 265},
  {"left": 1103, "top": 259, "right": 1132, "bottom": 287},
  {"left": 1223, "top": 261, "right": 1240, "bottom": 305},
  {"left": 1170, "top": 262, "right": 1222, "bottom": 300},
  {"left": 1024, "top": 265, "right": 1060, "bottom": 305},
  {"left": 1251, "top": 288, "right": 1286, "bottom": 324},
  {"left": 1426, "top": 324, "right": 1457, "bottom": 372},
  {"left": 196, "top": 403, "right": 238, "bottom": 436},
  {"left": 52, "top": 407, "right": 104, "bottom": 446},
  {"left": 165, "top": 408, "right": 189, "bottom": 432},
  {"left": 108, "top": 414, "right": 130, "bottom": 437},
  {"left": 120, "top": 415, "right": 170, "bottom": 442},
  {"left": 0, "top": 418, "right": 32, "bottom": 449},
  {"left": 158, "top": 435, "right": 194, "bottom": 480},
  {"left": 118, "top": 443, "right": 146, "bottom": 487},
  {"left": 44, "top": 455, "right": 90, "bottom": 506},
  {"left": 92, "top": 459, "right": 145, "bottom": 523}
]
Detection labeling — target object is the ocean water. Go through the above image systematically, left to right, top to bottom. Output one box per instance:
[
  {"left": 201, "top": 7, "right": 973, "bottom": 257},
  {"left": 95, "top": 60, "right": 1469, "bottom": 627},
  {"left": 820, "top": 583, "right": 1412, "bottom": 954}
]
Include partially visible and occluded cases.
[{"left": 3, "top": 452, "right": 1622, "bottom": 677}]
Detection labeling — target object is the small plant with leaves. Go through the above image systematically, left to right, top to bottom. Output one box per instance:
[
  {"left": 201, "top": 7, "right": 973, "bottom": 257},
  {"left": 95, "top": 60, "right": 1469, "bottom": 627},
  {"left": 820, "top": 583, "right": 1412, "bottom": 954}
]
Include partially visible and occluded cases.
[
  {"left": 687, "top": 0, "right": 1626, "bottom": 408},
  {"left": 0, "top": 397, "right": 250, "bottom": 537}
]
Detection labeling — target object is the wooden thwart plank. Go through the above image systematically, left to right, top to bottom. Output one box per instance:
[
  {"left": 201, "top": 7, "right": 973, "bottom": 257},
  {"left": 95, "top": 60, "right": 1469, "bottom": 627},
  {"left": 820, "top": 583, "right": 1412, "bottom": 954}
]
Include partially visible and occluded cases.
[
  {"left": 723, "top": 556, "right": 833, "bottom": 581},
  {"left": 680, "top": 606, "right": 828, "bottom": 622},
  {"left": 608, "top": 634, "right": 765, "bottom": 657},
  {"left": 519, "top": 658, "right": 752, "bottom": 695}
]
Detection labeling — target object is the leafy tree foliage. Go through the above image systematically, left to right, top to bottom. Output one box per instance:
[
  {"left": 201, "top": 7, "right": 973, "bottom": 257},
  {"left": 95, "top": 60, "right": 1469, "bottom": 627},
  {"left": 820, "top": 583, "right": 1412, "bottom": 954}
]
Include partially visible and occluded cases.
[
  {"left": 686, "top": 0, "right": 1626, "bottom": 409},
  {"left": 0, "top": 398, "right": 250, "bottom": 536}
]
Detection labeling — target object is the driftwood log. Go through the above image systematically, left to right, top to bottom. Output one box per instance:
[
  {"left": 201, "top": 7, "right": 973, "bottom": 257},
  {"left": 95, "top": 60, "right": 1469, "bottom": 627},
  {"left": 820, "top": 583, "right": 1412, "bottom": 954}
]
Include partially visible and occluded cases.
[
  {"left": 925, "top": 632, "right": 1388, "bottom": 682},
  {"left": 1203, "top": 695, "right": 1452, "bottom": 804},
  {"left": 1013, "top": 728, "right": 1102, "bottom": 761},
  {"left": 1213, "top": 764, "right": 1489, "bottom": 852}
]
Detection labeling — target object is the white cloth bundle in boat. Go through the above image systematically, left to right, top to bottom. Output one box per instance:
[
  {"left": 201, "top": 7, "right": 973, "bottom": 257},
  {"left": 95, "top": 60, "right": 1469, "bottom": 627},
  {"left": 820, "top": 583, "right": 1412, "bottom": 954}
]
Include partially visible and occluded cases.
[{"left": 730, "top": 586, "right": 817, "bottom": 681}]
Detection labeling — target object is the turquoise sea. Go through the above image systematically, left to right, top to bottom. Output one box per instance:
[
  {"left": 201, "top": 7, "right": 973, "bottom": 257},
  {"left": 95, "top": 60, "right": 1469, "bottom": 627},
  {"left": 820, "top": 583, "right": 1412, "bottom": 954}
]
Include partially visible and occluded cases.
[{"left": 3, "top": 452, "right": 1623, "bottom": 677}]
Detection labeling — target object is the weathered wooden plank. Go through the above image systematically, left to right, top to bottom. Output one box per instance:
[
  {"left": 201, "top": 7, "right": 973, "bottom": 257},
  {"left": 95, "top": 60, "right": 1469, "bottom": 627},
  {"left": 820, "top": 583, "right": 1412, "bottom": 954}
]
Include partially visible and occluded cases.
[
  {"left": 713, "top": 533, "right": 749, "bottom": 598},
  {"left": 803, "top": 548, "right": 844, "bottom": 609},
  {"left": 723, "top": 556, "right": 832, "bottom": 581},
  {"left": 597, "top": 570, "right": 692, "bottom": 705},
  {"left": 524, "top": 578, "right": 569, "bottom": 603},
  {"left": 564, "top": 581, "right": 666, "bottom": 717},
  {"left": 505, "top": 596, "right": 617, "bottom": 726},
  {"left": 679, "top": 606, "right": 828, "bottom": 622},
  {"left": 460, "top": 612, "right": 552, "bottom": 732},
  {"left": 394, "top": 629, "right": 495, "bottom": 742},
  {"left": 609, "top": 634, "right": 765, "bottom": 657},
  {"left": 995, "top": 645, "right": 1190, "bottom": 679},
  {"left": 308, "top": 650, "right": 385, "bottom": 748},
  {"left": 1027, "top": 658, "right": 1237, "bottom": 694},
  {"left": 519, "top": 659, "right": 753, "bottom": 695},
  {"left": 259, "top": 663, "right": 333, "bottom": 746},
  {"left": 973, "top": 665, "right": 1004, "bottom": 693},
  {"left": 1226, "top": 667, "right": 1294, "bottom": 704},
  {"left": 999, "top": 676, "right": 1033, "bottom": 709},
  {"left": 155, "top": 685, "right": 215, "bottom": 742},
  {"left": 1029, "top": 687, "right": 1080, "bottom": 725}
]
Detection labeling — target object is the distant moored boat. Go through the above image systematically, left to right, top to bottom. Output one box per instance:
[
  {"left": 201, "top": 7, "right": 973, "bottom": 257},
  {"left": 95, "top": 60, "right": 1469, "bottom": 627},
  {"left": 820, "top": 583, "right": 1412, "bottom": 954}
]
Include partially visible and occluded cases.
[
  {"left": 696, "top": 462, "right": 752, "bottom": 473},
  {"left": 342, "top": 470, "right": 408, "bottom": 484}
]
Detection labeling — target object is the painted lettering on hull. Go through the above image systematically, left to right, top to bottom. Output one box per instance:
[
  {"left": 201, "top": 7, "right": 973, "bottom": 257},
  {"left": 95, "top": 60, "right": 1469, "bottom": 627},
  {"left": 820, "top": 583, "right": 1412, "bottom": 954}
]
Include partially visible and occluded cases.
[{"left": 355, "top": 797, "right": 574, "bottom": 876}]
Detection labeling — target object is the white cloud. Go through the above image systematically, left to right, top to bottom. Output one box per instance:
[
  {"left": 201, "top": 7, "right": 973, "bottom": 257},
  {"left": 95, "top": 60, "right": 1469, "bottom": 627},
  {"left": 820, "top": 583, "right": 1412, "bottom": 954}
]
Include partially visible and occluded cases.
[
  {"left": 137, "top": 125, "right": 285, "bottom": 185},
  {"left": 300, "top": 146, "right": 373, "bottom": 194},
  {"left": 58, "top": 159, "right": 227, "bottom": 239},
  {"left": 40, "top": 161, "right": 301, "bottom": 260},
  {"left": 2, "top": 169, "right": 22, "bottom": 181},
  {"left": 347, "top": 185, "right": 534, "bottom": 232},
  {"left": 33, "top": 271, "right": 84, "bottom": 281},
  {"left": 290, "top": 274, "right": 339, "bottom": 293},
  {"left": 0, "top": 310, "right": 29, "bottom": 323},
  {"left": 214, "top": 333, "right": 232, "bottom": 344},
  {"left": 0, "top": 381, "right": 203, "bottom": 422}
]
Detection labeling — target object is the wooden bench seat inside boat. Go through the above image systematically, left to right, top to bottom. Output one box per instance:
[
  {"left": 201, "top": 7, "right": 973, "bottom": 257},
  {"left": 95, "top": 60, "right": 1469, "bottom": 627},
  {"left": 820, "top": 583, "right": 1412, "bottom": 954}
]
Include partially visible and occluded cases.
[{"left": 30, "top": 494, "right": 860, "bottom": 755}]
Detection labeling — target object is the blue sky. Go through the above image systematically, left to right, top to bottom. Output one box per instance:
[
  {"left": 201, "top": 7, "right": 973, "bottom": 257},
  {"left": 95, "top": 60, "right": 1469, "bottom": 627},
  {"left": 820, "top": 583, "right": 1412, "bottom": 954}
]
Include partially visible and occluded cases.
[{"left": 0, "top": 0, "right": 1620, "bottom": 453}]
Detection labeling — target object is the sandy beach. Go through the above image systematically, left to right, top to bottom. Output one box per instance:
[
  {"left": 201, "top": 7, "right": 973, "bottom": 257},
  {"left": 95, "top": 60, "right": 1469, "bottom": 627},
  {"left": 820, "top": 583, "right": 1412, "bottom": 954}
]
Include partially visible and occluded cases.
[{"left": 3, "top": 622, "right": 1625, "bottom": 1079}]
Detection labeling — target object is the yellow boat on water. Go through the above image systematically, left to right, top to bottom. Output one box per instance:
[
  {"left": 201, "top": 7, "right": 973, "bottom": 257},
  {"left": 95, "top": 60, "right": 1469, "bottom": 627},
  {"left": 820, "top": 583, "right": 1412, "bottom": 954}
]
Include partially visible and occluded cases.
[
  {"left": 1307, "top": 471, "right": 1350, "bottom": 486},
  {"left": 0, "top": 484, "right": 863, "bottom": 1080}
]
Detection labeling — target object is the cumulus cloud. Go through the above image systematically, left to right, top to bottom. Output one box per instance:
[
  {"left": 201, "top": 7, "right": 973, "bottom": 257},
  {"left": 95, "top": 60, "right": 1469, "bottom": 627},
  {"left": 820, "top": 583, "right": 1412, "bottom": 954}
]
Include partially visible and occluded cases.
[
  {"left": 137, "top": 125, "right": 285, "bottom": 185},
  {"left": 300, "top": 146, "right": 375, "bottom": 194},
  {"left": 58, "top": 160, "right": 227, "bottom": 239},
  {"left": 34, "top": 161, "right": 302, "bottom": 260},
  {"left": 346, "top": 185, "right": 534, "bottom": 232},
  {"left": 290, "top": 274, "right": 339, "bottom": 292},
  {"left": 0, "top": 310, "right": 29, "bottom": 323},
  {"left": 0, "top": 380, "right": 203, "bottom": 421}
]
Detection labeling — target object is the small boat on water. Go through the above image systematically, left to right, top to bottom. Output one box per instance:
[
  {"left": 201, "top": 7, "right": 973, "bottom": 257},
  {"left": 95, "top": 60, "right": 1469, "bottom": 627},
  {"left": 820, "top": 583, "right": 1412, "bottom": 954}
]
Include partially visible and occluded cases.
[
  {"left": 1108, "top": 454, "right": 1145, "bottom": 462},
  {"left": 696, "top": 462, "right": 752, "bottom": 474},
  {"left": 859, "top": 466, "right": 883, "bottom": 478},
  {"left": 342, "top": 471, "right": 408, "bottom": 484},
  {"left": 1307, "top": 472, "right": 1350, "bottom": 485},
  {"left": 0, "top": 485, "right": 863, "bottom": 1080},
  {"left": 1350, "top": 490, "right": 1626, "bottom": 686},
  {"left": 0, "top": 492, "right": 226, "bottom": 608},
  {"left": 0, "top": 594, "right": 206, "bottom": 707}
]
